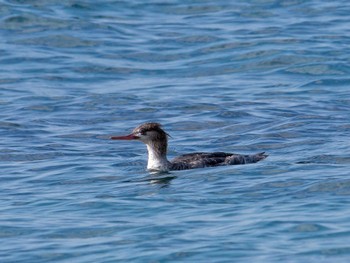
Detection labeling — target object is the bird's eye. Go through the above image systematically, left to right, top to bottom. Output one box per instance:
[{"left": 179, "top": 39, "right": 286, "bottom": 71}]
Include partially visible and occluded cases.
[{"left": 138, "top": 130, "right": 146, "bottom": 136}]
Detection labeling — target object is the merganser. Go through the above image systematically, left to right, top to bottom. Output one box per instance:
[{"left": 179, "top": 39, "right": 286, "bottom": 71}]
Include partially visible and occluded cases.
[{"left": 110, "top": 123, "right": 267, "bottom": 172}]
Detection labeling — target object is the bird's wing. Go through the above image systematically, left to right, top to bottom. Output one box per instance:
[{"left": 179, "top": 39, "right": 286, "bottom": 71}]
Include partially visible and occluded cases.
[
  {"left": 170, "top": 152, "right": 233, "bottom": 170},
  {"left": 170, "top": 152, "right": 268, "bottom": 170}
]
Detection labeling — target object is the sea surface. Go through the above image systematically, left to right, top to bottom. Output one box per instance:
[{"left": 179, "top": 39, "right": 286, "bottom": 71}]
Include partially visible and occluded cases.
[{"left": 1, "top": 0, "right": 350, "bottom": 262}]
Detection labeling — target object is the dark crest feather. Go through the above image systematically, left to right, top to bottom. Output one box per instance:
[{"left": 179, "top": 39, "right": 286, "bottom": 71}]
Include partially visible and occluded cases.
[{"left": 133, "top": 122, "right": 171, "bottom": 137}]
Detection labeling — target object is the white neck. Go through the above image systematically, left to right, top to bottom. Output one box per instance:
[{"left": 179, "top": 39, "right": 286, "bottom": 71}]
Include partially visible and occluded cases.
[{"left": 146, "top": 144, "right": 169, "bottom": 172}]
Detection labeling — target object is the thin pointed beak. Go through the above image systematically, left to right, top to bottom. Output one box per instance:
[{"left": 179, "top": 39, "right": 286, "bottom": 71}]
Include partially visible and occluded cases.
[{"left": 110, "top": 134, "right": 139, "bottom": 140}]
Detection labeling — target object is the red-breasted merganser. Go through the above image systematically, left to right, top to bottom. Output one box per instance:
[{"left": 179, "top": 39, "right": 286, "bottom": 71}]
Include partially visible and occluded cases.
[{"left": 110, "top": 123, "right": 267, "bottom": 172}]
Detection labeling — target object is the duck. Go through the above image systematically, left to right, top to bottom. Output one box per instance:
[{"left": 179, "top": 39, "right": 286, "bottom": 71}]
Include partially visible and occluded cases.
[{"left": 110, "top": 122, "right": 267, "bottom": 172}]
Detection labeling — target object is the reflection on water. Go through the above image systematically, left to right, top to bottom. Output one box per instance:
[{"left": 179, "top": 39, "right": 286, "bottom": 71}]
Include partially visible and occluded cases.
[{"left": 147, "top": 175, "right": 177, "bottom": 188}]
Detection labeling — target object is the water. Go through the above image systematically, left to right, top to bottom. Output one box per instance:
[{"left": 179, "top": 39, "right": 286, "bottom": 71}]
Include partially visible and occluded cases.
[{"left": 1, "top": 0, "right": 350, "bottom": 262}]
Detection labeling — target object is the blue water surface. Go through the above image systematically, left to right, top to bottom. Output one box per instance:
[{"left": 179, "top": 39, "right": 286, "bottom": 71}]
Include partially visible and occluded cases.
[{"left": 1, "top": 0, "right": 350, "bottom": 262}]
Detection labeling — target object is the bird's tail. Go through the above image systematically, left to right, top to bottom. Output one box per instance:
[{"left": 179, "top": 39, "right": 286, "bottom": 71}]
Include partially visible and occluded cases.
[
  {"left": 225, "top": 152, "right": 268, "bottom": 165},
  {"left": 247, "top": 152, "right": 268, "bottom": 163}
]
